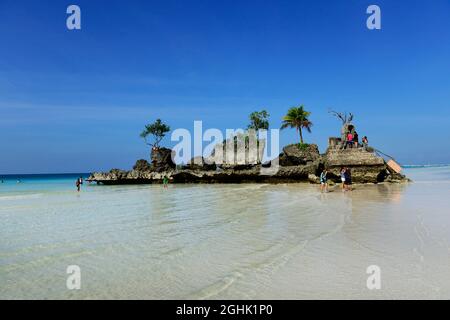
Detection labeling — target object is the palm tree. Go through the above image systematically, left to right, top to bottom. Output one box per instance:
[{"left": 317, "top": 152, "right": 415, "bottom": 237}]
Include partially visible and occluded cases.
[{"left": 281, "top": 105, "right": 313, "bottom": 144}]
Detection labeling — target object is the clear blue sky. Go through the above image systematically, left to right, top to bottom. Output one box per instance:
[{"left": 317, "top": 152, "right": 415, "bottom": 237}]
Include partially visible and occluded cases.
[{"left": 1, "top": 0, "right": 449, "bottom": 173}]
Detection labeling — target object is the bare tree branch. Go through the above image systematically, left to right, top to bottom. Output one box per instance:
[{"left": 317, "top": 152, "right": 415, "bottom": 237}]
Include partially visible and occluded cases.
[{"left": 328, "top": 109, "right": 354, "bottom": 124}]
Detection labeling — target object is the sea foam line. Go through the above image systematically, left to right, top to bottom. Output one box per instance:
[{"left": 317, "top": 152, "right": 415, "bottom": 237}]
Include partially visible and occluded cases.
[{"left": 0, "top": 193, "right": 43, "bottom": 201}]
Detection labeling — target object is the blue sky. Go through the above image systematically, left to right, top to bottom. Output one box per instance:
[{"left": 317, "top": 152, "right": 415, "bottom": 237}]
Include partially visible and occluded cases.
[{"left": 1, "top": 0, "right": 449, "bottom": 173}]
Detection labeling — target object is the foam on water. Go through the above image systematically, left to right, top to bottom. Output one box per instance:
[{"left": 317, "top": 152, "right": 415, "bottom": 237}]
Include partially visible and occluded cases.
[{"left": 0, "top": 194, "right": 43, "bottom": 201}]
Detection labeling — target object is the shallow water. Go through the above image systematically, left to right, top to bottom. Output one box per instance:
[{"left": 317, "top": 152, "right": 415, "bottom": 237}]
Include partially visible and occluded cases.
[{"left": 1, "top": 168, "right": 450, "bottom": 299}]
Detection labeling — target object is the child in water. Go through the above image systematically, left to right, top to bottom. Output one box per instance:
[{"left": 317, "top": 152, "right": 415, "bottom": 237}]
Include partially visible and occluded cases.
[{"left": 163, "top": 176, "right": 169, "bottom": 188}]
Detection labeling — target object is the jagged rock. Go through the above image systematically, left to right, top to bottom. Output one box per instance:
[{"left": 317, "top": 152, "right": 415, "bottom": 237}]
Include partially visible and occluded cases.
[
  {"left": 210, "top": 136, "right": 266, "bottom": 167},
  {"left": 87, "top": 144, "right": 410, "bottom": 185},
  {"left": 279, "top": 144, "right": 320, "bottom": 166},
  {"left": 151, "top": 147, "right": 175, "bottom": 172},
  {"left": 323, "top": 148, "right": 397, "bottom": 183},
  {"left": 325, "top": 148, "right": 384, "bottom": 167},
  {"left": 185, "top": 156, "right": 216, "bottom": 171},
  {"left": 133, "top": 159, "right": 152, "bottom": 172},
  {"left": 217, "top": 163, "right": 255, "bottom": 170},
  {"left": 270, "top": 163, "right": 318, "bottom": 181},
  {"left": 171, "top": 166, "right": 265, "bottom": 183},
  {"left": 385, "top": 166, "right": 410, "bottom": 183},
  {"left": 109, "top": 169, "right": 129, "bottom": 179},
  {"left": 308, "top": 174, "right": 320, "bottom": 184}
]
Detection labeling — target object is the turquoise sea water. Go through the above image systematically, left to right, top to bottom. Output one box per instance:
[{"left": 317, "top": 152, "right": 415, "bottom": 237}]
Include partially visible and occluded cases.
[
  {"left": 1, "top": 167, "right": 450, "bottom": 299},
  {"left": 0, "top": 173, "right": 90, "bottom": 193}
]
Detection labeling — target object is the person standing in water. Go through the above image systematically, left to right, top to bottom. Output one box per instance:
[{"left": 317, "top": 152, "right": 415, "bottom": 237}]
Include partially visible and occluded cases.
[
  {"left": 340, "top": 167, "right": 346, "bottom": 190},
  {"left": 344, "top": 168, "right": 352, "bottom": 191},
  {"left": 320, "top": 169, "right": 328, "bottom": 193},
  {"left": 163, "top": 175, "right": 169, "bottom": 188},
  {"left": 76, "top": 179, "right": 81, "bottom": 192}
]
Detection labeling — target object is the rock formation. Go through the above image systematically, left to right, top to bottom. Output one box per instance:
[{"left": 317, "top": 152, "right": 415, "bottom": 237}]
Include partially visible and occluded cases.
[
  {"left": 88, "top": 140, "right": 409, "bottom": 185},
  {"left": 278, "top": 144, "right": 320, "bottom": 166},
  {"left": 150, "top": 147, "right": 175, "bottom": 172},
  {"left": 324, "top": 148, "right": 386, "bottom": 183},
  {"left": 133, "top": 159, "right": 152, "bottom": 171}
]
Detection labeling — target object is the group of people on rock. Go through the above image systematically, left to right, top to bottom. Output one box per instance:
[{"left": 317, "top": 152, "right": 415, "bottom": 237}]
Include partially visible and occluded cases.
[
  {"left": 317, "top": 125, "right": 370, "bottom": 192},
  {"left": 343, "top": 127, "right": 369, "bottom": 150},
  {"left": 319, "top": 167, "right": 353, "bottom": 193}
]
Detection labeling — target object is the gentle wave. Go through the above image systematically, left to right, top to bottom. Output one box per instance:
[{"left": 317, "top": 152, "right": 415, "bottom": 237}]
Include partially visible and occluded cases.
[
  {"left": 403, "top": 164, "right": 450, "bottom": 168},
  {"left": 0, "top": 193, "right": 43, "bottom": 201}
]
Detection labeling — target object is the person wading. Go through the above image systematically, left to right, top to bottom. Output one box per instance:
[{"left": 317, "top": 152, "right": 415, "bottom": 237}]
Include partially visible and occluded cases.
[
  {"left": 340, "top": 167, "right": 346, "bottom": 190},
  {"left": 344, "top": 168, "right": 352, "bottom": 191},
  {"left": 320, "top": 169, "right": 329, "bottom": 193},
  {"left": 76, "top": 179, "right": 81, "bottom": 192}
]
